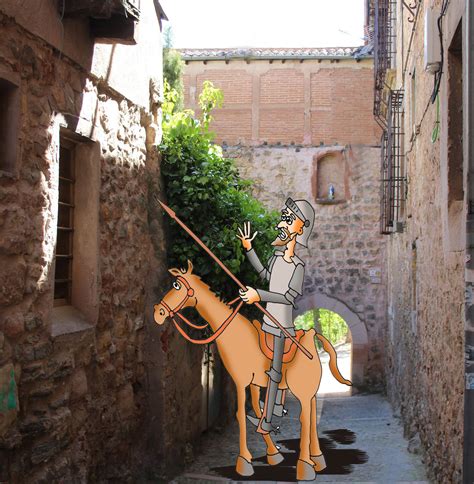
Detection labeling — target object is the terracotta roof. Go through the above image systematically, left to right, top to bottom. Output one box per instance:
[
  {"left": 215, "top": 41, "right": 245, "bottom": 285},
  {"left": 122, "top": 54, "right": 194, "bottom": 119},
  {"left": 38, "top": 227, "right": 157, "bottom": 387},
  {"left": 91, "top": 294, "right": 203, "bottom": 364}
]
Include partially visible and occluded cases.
[{"left": 179, "top": 46, "right": 370, "bottom": 60}]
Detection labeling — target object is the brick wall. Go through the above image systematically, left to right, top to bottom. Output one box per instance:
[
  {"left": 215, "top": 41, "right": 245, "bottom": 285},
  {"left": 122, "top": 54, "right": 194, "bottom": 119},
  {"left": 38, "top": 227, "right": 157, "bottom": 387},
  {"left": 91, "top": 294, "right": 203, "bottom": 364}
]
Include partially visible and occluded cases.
[{"left": 182, "top": 58, "right": 381, "bottom": 146}]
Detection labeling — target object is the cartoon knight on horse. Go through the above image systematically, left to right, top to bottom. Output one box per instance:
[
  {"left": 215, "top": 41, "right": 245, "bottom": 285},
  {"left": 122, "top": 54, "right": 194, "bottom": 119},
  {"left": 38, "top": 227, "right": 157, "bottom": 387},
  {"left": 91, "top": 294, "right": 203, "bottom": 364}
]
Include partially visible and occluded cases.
[
  {"left": 154, "top": 197, "right": 351, "bottom": 481},
  {"left": 237, "top": 198, "right": 314, "bottom": 435}
]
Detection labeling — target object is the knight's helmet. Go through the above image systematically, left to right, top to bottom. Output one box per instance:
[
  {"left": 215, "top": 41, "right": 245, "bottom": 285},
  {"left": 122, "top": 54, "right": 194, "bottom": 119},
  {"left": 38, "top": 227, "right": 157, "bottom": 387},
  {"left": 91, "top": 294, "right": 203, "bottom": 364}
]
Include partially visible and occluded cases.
[{"left": 285, "top": 198, "right": 315, "bottom": 248}]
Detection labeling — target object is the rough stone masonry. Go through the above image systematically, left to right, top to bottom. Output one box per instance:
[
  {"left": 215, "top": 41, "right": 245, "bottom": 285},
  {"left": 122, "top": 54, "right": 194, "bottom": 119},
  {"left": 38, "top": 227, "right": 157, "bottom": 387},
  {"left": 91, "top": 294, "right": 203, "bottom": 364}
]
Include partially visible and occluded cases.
[{"left": 0, "top": 3, "right": 208, "bottom": 482}]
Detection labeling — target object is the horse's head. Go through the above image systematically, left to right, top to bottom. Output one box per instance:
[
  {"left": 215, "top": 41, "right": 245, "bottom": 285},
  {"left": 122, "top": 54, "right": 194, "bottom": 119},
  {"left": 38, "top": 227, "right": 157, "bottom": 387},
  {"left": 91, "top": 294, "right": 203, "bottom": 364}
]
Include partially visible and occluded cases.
[{"left": 154, "top": 260, "right": 197, "bottom": 325}]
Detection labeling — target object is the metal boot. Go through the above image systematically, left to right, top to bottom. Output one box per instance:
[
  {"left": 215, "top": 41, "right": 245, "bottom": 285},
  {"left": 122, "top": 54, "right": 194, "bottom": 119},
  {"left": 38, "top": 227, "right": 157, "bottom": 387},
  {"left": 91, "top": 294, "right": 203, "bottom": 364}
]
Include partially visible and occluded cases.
[{"left": 260, "top": 389, "right": 288, "bottom": 417}]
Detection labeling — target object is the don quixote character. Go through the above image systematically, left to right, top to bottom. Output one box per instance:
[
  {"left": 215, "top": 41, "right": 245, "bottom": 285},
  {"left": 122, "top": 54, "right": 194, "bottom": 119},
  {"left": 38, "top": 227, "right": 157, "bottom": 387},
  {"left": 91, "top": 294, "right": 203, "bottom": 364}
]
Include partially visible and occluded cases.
[
  {"left": 153, "top": 198, "right": 351, "bottom": 481},
  {"left": 238, "top": 198, "right": 314, "bottom": 434}
]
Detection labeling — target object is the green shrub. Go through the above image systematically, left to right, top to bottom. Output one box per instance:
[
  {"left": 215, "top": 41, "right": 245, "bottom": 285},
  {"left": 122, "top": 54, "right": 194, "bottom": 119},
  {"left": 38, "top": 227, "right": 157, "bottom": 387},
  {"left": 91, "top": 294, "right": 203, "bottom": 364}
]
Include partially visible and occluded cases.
[
  {"left": 160, "top": 81, "right": 279, "bottom": 302},
  {"left": 294, "top": 308, "right": 349, "bottom": 345}
]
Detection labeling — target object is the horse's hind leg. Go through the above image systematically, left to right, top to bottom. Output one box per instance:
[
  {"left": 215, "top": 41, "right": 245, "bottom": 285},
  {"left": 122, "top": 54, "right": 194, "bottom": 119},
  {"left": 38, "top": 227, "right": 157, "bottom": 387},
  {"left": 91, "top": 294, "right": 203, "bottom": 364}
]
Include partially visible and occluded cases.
[
  {"left": 235, "top": 384, "right": 254, "bottom": 477},
  {"left": 250, "top": 384, "right": 283, "bottom": 465},
  {"left": 310, "top": 395, "right": 326, "bottom": 472},
  {"left": 296, "top": 397, "right": 317, "bottom": 481}
]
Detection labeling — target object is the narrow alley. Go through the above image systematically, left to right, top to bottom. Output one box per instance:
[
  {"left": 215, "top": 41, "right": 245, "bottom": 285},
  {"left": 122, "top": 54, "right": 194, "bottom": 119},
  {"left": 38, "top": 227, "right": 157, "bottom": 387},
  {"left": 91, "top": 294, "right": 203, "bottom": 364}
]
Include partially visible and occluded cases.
[
  {"left": 1, "top": 0, "right": 473, "bottom": 483},
  {"left": 172, "top": 349, "right": 428, "bottom": 483}
]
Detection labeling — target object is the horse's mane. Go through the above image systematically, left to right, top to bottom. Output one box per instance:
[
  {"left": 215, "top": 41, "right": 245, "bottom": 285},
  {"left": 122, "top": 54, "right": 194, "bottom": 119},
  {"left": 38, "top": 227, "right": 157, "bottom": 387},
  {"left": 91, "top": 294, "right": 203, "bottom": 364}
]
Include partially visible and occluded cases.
[{"left": 184, "top": 272, "right": 233, "bottom": 308}]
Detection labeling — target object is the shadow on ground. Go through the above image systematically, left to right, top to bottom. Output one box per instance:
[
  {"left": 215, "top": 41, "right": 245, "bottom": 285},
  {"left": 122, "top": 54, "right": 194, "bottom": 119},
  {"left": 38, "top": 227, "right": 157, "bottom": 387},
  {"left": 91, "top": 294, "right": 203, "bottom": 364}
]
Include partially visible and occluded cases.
[{"left": 211, "top": 428, "right": 368, "bottom": 481}]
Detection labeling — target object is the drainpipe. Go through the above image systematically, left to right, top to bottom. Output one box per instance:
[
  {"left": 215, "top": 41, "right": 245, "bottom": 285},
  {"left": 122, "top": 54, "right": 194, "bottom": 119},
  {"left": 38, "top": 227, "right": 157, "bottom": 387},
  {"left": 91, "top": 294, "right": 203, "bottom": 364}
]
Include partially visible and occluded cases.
[{"left": 464, "top": 0, "right": 474, "bottom": 482}]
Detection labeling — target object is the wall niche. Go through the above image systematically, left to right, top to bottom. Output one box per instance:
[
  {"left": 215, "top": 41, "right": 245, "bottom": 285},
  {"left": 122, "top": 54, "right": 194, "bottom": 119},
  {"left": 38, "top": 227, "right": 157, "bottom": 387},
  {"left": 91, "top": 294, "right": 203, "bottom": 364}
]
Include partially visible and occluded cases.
[{"left": 313, "top": 149, "right": 348, "bottom": 204}]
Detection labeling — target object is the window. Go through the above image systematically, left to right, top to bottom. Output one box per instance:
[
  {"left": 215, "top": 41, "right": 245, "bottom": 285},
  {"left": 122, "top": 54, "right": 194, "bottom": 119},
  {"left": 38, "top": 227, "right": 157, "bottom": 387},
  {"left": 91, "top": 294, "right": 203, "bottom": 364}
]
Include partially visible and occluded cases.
[
  {"left": 374, "top": 0, "right": 397, "bottom": 127},
  {"left": 444, "top": 20, "right": 464, "bottom": 252},
  {"left": 447, "top": 23, "right": 463, "bottom": 208},
  {"left": 410, "top": 68, "right": 416, "bottom": 139},
  {"left": 0, "top": 77, "right": 20, "bottom": 174},
  {"left": 380, "top": 89, "right": 405, "bottom": 234},
  {"left": 52, "top": 133, "right": 100, "bottom": 334},
  {"left": 54, "top": 142, "right": 76, "bottom": 306}
]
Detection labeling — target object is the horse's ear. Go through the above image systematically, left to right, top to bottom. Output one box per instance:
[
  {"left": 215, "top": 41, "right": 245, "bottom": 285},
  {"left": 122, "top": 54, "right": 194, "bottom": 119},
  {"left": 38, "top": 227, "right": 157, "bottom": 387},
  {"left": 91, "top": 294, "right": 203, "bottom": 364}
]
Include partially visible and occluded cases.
[
  {"left": 186, "top": 260, "right": 193, "bottom": 274},
  {"left": 168, "top": 268, "right": 181, "bottom": 277}
]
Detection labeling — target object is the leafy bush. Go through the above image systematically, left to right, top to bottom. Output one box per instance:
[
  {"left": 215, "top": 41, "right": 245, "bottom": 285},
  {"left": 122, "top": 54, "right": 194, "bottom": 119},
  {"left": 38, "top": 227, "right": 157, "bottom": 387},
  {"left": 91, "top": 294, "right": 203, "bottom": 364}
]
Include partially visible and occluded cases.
[{"left": 160, "top": 81, "right": 279, "bottom": 302}]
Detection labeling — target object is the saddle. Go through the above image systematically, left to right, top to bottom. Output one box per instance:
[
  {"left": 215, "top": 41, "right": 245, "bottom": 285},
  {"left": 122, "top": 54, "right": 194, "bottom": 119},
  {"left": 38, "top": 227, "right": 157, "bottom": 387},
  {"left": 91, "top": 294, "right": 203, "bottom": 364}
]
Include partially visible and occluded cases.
[{"left": 252, "top": 321, "right": 305, "bottom": 364}]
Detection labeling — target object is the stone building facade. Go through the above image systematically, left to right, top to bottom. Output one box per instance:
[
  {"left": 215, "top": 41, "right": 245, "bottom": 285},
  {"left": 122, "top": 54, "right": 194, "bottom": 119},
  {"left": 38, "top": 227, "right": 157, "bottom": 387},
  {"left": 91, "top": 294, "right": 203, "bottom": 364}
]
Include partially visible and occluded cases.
[
  {"left": 373, "top": 0, "right": 473, "bottom": 481},
  {"left": 0, "top": 1, "right": 209, "bottom": 482},
  {"left": 181, "top": 49, "right": 386, "bottom": 388}
]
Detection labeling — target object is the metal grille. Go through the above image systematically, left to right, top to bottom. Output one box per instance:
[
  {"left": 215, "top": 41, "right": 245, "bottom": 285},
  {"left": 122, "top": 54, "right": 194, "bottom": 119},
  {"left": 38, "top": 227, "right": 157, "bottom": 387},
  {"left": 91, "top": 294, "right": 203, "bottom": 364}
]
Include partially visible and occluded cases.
[
  {"left": 374, "top": 0, "right": 397, "bottom": 127},
  {"left": 380, "top": 90, "right": 405, "bottom": 234},
  {"left": 54, "top": 144, "right": 75, "bottom": 305}
]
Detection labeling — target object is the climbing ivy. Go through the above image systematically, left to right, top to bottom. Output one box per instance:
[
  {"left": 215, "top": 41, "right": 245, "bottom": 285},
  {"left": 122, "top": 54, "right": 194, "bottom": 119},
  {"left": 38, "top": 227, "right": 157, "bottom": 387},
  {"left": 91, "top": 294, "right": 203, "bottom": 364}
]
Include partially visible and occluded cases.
[{"left": 160, "top": 81, "right": 279, "bottom": 302}]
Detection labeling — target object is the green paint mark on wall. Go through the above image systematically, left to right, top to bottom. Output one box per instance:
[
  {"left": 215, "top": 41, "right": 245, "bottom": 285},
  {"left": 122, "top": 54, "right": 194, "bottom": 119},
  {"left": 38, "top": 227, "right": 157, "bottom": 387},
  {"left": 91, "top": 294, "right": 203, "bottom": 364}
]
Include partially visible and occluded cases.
[{"left": 0, "top": 368, "right": 17, "bottom": 413}]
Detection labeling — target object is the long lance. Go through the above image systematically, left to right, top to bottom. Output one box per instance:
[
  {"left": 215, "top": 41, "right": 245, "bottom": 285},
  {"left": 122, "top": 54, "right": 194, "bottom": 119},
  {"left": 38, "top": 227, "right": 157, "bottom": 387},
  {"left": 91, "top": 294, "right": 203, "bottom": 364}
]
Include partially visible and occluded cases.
[{"left": 157, "top": 198, "right": 313, "bottom": 360}]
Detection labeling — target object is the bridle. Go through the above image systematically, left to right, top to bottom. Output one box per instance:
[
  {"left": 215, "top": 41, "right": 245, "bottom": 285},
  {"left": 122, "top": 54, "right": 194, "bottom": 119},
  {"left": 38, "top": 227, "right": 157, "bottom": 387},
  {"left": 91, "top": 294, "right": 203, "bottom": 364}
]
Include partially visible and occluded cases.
[
  {"left": 159, "top": 275, "right": 244, "bottom": 344},
  {"left": 160, "top": 275, "right": 196, "bottom": 319}
]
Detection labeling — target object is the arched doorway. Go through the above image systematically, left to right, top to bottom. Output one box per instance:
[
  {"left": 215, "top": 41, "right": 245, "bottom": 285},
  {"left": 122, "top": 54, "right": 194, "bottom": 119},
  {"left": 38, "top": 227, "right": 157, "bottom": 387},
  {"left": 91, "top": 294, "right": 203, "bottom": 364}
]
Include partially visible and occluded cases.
[
  {"left": 294, "top": 292, "right": 369, "bottom": 388},
  {"left": 294, "top": 308, "right": 352, "bottom": 395}
]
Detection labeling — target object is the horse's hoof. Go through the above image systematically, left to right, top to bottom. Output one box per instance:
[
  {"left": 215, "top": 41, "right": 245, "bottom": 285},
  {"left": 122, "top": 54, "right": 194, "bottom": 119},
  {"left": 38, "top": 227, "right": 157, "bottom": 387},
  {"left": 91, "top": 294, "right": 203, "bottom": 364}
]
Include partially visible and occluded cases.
[
  {"left": 267, "top": 451, "right": 284, "bottom": 466},
  {"left": 311, "top": 453, "right": 327, "bottom": 472},
  {"left": 236, "top": 455, "right": 254, "bottom": 477},
  {"left": 296, "top": 459, "right": 316, "bottom": 481}
]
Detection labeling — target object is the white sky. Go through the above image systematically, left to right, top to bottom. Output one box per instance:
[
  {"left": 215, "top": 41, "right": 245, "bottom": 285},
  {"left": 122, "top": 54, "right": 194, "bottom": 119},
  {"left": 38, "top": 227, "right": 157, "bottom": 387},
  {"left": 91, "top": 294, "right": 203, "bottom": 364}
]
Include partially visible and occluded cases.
[{"left": 160, "top": 0, "right": 366, "bottom": 49}]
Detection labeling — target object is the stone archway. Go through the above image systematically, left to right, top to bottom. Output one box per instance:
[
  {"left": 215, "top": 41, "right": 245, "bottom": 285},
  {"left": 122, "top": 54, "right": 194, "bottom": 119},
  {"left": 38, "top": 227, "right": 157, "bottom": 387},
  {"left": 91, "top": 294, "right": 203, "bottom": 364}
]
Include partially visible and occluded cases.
[{"left": 295, "top": 292, "right": 369, "bottom": 387}]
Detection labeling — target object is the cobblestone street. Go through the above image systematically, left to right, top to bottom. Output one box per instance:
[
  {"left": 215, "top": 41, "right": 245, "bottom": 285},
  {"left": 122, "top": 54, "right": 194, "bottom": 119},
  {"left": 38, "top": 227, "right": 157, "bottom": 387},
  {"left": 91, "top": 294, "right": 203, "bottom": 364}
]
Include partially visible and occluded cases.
[{"left": 172, "top": 352, "right": 428, "bottom": 483}]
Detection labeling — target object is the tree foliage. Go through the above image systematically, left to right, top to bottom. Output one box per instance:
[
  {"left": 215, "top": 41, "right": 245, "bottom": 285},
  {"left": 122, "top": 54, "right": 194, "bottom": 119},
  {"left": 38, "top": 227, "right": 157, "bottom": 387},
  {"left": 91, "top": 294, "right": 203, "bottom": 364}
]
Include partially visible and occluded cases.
[
  {"left": 162, "top": 26, "right": 184, "bottom": 112},
  {"left": 160, "top": 81, "right": 279, "bottom": 303},
  {"left": 294, "top": 309, "right": 349, "bottom": 345}
]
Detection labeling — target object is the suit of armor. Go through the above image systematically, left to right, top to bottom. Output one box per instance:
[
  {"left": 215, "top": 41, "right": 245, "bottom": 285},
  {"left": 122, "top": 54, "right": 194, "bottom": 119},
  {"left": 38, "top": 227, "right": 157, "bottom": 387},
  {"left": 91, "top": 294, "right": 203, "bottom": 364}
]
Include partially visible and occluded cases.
[
  {"left": 244, "top": 197, "right": 314, "bottom": 434},
  {"left": 246, "top": 247, "right": 305, "bottom": 429}
]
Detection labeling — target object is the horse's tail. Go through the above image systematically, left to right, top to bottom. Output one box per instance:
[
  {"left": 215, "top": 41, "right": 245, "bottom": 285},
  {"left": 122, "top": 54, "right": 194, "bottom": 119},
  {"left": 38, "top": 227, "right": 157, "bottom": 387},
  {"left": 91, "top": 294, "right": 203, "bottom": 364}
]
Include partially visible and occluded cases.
[{"left": 316, "top": 333, "right": 352, "bottom": 386}]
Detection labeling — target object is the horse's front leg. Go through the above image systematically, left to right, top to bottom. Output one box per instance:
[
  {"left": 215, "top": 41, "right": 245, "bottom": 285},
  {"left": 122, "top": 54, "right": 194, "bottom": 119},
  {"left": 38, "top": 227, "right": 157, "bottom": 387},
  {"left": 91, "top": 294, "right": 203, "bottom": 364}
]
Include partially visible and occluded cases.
[
  {"left": 235, "top": 384, "right": 254, "bottom": 476},
  {"left": 249, "top": 384, "right": 283, "bottom": 465},
  {"left": 310, "top": 395, "right": 327, "bottom": 472}
]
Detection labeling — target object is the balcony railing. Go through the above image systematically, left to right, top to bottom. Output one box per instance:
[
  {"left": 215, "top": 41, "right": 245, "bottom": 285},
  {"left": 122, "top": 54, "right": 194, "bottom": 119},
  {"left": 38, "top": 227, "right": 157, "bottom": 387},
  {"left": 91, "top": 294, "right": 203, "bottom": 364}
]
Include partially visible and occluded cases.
[
  {"left": 374, "top": 0, "right": 396, "bottom": 127},
  {"left": 380, "top": 89, "right": 406, "bottom": 234}
]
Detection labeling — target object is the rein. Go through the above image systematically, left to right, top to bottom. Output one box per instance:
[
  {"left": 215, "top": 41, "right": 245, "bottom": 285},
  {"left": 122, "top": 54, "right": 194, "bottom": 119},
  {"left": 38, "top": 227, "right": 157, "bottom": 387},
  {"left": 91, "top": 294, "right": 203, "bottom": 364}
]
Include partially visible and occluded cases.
[{"left": 160, "top": 275, "right": 243, "bottom": 345}]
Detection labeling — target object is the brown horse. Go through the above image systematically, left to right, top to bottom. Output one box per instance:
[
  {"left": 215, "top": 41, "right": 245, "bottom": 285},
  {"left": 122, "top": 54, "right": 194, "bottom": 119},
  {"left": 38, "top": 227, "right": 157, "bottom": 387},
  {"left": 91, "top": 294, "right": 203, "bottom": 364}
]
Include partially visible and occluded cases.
[{"left": 153, "top": 260, "right": 352, "bottom": 481}]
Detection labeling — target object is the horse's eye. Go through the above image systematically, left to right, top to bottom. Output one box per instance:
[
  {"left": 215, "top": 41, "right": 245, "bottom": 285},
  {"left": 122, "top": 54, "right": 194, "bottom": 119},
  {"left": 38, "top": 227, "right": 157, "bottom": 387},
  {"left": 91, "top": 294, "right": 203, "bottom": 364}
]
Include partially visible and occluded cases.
[
  {"left": 173, "top": 281, "right": 181, "bottom": 290},
  {"left": 159, "top": 309, "right": 165, "bottom": 316}
]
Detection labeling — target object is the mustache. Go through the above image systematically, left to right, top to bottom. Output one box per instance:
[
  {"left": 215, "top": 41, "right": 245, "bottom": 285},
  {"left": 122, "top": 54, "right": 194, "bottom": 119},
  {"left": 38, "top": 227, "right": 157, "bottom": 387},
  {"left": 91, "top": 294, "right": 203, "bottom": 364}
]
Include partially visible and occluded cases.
[{"left": 271, "top": 227, "right": 295, "bottom": 246}]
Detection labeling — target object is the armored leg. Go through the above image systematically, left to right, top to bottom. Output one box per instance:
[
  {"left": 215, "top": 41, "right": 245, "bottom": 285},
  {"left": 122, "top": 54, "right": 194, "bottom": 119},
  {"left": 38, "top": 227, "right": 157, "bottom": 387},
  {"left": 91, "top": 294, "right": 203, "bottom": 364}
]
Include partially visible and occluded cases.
[
  {"left": 258, "top": 333, "right": 285, "bottom": 433},
  {"left": 261, "top": 388, "right": 288, "bottom": 417}
]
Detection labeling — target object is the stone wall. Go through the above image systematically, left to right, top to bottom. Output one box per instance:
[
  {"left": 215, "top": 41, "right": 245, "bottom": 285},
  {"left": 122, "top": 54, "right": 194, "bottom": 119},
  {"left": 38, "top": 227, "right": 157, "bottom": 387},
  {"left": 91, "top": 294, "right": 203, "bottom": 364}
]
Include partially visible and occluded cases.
[
  {"left": 383, "top": 1, "right": 466, "bottom": 482},
  {"left": 0, "top": 7, "right": 206, "bottom": 482},
  {"left": 226, "top": 144, "right": 387, "bottom": 388}
]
